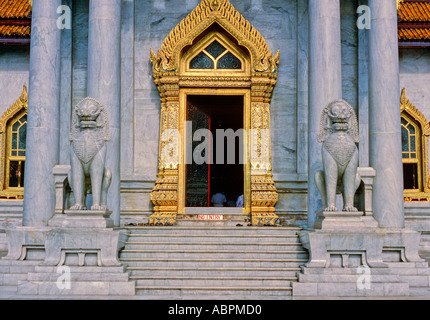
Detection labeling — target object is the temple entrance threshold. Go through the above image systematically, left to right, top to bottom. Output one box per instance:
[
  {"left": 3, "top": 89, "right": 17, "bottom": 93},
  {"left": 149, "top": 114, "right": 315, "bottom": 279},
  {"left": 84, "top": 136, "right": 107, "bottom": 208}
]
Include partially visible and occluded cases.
[{"left": 181, "top": 95, "right": 247, "bottom": 226}]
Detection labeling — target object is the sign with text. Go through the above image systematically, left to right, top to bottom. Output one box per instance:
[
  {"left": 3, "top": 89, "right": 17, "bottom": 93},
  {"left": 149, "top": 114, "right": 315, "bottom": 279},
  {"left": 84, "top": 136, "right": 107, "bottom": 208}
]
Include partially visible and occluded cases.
[{"left": 198, "top": 215, "right": 223, "bottom": 220}]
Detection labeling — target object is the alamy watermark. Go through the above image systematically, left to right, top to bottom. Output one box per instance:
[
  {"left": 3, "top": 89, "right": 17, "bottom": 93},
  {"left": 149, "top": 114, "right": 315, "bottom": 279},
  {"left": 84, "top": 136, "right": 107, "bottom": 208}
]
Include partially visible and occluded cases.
[
  {"left": 57, "top": 5, "right": 71, "bottom": 30},
  {"left": 357, "top": 5, "right": 371, "bottom": 30},
  {"left": 160, "top": 122, "right": 270, "bottom": 168},
  {"left": 356, "top": 265, "right": 372, "bottom": 290},
  {"left": 56, "top": 266, "right": 71, "bottom": 290}
]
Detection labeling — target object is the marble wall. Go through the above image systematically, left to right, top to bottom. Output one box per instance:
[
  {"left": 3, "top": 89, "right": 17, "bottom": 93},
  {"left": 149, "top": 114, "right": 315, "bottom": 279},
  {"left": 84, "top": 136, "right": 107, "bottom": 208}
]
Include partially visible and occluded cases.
[
  {"left": 0, "top": 46, "right": 29, "bottom": 117},
  {"left": 400, "top": 48, "right": 430, "bottom": 120}
]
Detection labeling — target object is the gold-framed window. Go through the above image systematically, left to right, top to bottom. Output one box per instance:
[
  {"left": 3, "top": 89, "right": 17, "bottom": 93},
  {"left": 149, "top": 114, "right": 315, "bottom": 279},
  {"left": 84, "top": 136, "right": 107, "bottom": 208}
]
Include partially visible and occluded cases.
[
  {"left": 181, "top": 30, "right": 249, "bottom": 76},
  {"left": 0, "top": 86, "right": 28, "bottom": 200},
  {"left": 401, "top": 88, "right": 430, "bottom": 202}
]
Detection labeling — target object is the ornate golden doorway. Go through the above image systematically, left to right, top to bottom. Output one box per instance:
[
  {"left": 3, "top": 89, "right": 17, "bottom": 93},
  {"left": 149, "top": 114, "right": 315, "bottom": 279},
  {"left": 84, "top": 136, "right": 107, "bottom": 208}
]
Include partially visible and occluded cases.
[{"left": 149, "top": 0, "right": 280, "bottom": 226}]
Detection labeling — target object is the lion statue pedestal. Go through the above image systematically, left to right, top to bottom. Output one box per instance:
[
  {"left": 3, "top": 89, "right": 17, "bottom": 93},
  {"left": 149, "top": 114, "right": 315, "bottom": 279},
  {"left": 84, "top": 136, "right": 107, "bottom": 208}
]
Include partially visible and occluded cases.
[
  {"left": 19, "top": 98, "right": 136, "bottom": 296},
  {"left": 293, "top": 100, "right": 425, "bottom": 297}
]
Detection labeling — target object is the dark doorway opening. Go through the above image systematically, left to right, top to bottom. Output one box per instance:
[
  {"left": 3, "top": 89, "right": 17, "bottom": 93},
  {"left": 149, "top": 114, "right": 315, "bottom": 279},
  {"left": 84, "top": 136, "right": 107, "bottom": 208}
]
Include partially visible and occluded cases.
[
  {"left": 186, "top": 95, "right": 244, "bottom": 208},
  {"left": 403, "top": 163, "right": 419, "bottom": 190}
]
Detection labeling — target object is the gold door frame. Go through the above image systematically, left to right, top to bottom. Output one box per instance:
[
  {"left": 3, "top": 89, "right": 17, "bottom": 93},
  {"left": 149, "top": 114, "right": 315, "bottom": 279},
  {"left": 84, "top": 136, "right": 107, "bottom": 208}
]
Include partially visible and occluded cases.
[{"left": 149, "top": 0, "right": 280, "bottom": 226}]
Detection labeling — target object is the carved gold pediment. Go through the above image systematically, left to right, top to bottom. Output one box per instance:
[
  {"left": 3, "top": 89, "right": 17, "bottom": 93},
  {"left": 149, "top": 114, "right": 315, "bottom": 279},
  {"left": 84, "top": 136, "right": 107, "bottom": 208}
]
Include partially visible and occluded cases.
[
  {"left": 150, "top": 0, "right": 279, "bottom": 78},
  {"left": 0, "top": 86, "right": 28, "bottom": 134},
  {"left": 401, "top": 88, "right": 430, "bottom": 137}
]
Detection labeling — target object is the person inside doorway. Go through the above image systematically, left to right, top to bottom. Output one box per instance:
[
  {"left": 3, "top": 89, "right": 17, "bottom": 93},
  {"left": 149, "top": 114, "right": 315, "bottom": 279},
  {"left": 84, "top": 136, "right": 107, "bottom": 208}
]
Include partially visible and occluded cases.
[
  {"left": 211, "top": 192, "right": 227, "bottom": 207},
  {"left": 236, "top": 194, "right": 243, "bottom": 207}
]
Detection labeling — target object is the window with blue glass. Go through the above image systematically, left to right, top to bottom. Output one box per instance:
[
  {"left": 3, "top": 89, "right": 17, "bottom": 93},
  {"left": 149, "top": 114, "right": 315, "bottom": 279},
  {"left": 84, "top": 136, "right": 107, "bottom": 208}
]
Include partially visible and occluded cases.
[{"left": 189, "top": 40, "right": 242, "bottom": 70}]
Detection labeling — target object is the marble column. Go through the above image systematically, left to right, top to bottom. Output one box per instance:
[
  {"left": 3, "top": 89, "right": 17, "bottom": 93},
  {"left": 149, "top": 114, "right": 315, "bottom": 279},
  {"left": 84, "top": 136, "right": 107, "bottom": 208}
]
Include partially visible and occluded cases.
[
  {"left": 23, "top": 0, "right": 62, "bottom": 226},
  {"left": 87, "top": 0, "right": 121, "bottom": 227},
  {"left": 307, "top": 0, "right": 342, "bottom": 227},
  {"left": 368, "top": 0, "right": 404, "bottom": 228}
]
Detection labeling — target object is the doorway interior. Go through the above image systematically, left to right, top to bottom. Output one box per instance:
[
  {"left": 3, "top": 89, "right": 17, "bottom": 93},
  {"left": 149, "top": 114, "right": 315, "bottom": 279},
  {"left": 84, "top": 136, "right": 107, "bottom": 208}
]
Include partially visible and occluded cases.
[{"left": 185, "top": 95, "right": 244, "bottom": 209}]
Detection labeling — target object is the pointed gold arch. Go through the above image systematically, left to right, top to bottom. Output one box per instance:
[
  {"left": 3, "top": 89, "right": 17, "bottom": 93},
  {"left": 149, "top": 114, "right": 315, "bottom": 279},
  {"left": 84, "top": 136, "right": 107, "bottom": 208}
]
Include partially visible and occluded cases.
[
  {"left": 149, "top": 0, "right": 280, "bottom": 226},
  {"left": 0, "top": 85, "right": 28, "bottom": 196},
  {"left": 401, "top": 88, "right": 430, "bottom": 201}
]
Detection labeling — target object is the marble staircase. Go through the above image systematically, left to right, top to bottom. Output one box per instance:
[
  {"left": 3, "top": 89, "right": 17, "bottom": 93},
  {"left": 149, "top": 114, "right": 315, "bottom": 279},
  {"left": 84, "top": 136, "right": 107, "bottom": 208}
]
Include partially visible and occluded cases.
[{"left": 119, "top": 225, "right": 308, "bottom": 299}]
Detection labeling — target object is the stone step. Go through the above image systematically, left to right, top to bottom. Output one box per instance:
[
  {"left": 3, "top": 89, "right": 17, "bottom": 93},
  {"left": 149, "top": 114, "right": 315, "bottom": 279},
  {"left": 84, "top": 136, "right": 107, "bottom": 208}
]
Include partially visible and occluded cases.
[
  {"left": 175, "top": 215, "right": 250, "bottom": 227},
  {"left": 119, "top": 226, "right": 308, "bottom": 297},
  {"left": 124, "top": 226, "right": 301, "bottom": 236},
  {"left": 126, "top": 233, "right": 300, "bottom": 244},
  {"left": 122, "top": 242, "right": 303, "bottom": 251},
  {"left": 119, "top": 249, "right": 308, "bottom": 260},
  {"left": 121, "top": 258, "right": 308, "bottom": 268},
  {"left": 0, "top": 260, "right": 39, "bottom": 286},
  {"left": 0, "top": 263, "right": 39, "bottom": 275},
  {"left": 384, "top": 264, "right": 430, "bottom": 287},
  {"left": 18, "top": 265, "right": 135, "bottom": 296},
  {"left": 32, "top": 265, "right": 128, "bottom": 273},
  {"left": 126, "top": 266, "right": 301, "bottom": 278},
  {"left": 300, "top": 267, "right": 402, "bottom": 275},
  {"left": 27, "top": 271, "right": 130, "bottom": 282},
  {"left": 0, "top": 272, "right": 28, "bottom": 286},
  {"left": 297, "top": 273, "right": 402, "bottom": 283},
  {"left": 397, "top": 274, "right": 430, "bottom": 287},
  {"left": 131, "top": 276, "right": 297, "bottom": 287},
  {"left": 17, "top": 280, "right": 135, "bottom": 296},
  {"left": 293, "top": 281, "right": 409, "bottom": 297},
  {"left": 0, "top": 285, "right": 17, "bottom": 298},
  {"left": 134, "top": 286, "right": 293, "bottom": 297},
  {"left": 410, "top": 286, "right": 430, "bottom": 296}
]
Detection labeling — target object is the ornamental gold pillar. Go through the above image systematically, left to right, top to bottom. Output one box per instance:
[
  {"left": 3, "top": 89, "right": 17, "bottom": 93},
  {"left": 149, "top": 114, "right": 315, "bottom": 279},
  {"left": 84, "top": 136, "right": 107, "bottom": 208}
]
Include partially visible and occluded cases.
[
  {"left": 250, "top": 77, "right": 280, "bottom": 226},
  {"left": 149, "top": 79, "right": 180, "bottom": 225}
]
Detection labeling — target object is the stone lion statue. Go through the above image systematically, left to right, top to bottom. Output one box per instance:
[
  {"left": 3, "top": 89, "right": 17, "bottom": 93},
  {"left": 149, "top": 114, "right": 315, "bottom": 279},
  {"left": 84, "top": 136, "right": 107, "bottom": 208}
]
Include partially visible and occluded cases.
[
  {"left": 68, "top": 97, "right": 112, "bottom": 211},
  {"left": 314, "top": 100, "right": 361, "bottom": 212}
]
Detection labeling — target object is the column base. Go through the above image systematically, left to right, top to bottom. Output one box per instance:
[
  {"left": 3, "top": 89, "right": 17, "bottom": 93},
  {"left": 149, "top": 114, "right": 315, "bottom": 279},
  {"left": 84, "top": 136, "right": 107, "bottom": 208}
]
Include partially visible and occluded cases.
[
  {"left": 48, "top": 210, "right": 114, "bottom": 228},
  {"left": 314, "top": 211, "right": 379, "bottom": 230}
]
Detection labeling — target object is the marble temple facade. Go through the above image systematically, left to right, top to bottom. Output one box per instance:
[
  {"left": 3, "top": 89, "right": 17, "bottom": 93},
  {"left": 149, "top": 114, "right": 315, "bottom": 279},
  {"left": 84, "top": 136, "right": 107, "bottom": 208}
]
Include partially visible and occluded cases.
[{"left": 0, "top": 0, "right": 429, "bottom": 299}]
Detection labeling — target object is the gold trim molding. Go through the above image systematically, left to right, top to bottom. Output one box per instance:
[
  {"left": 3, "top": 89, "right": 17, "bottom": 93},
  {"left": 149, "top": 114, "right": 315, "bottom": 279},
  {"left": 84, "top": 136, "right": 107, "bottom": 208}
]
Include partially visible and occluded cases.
[
  {"left": 149, "top": 0, "right": 280, "bottom": 226},
  {"left": 401, "top": 88, "right": 430, "bottom": 202}
]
